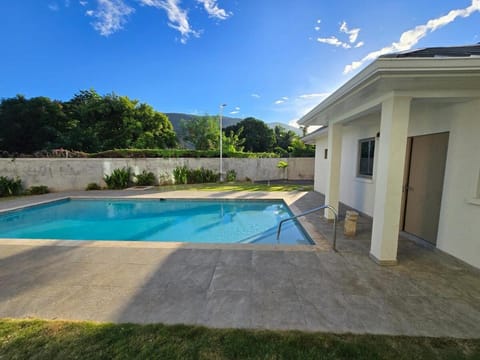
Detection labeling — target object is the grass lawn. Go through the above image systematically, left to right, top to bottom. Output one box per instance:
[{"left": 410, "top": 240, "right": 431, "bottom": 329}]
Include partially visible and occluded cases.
[
  {"left": 157, "top": 182, "right": 314, "bottom": 192},
  {"left": 0, "top": 319, "right": 478, "bottom": 360}
]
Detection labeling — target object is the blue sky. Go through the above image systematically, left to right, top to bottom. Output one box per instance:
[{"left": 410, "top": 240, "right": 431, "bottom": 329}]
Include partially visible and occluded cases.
[{"left": 1, "top": 1, "right": 479, "bottom": 127}]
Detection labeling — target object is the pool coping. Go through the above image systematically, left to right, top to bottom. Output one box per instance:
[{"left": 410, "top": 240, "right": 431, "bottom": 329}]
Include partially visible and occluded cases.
[{"left": 0, "top": 191, "right": 332, "bottom": 252}]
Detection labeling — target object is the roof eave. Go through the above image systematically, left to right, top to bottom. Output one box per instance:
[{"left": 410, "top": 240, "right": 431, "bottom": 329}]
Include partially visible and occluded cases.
[{"left": 298, "top": 57, "right": 480, "bottom": 127}]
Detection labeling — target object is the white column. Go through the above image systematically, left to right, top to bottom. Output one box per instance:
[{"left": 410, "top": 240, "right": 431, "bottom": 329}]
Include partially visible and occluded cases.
[
  {"left": 370, "top": 95, "right": 411, "bottom": 265},
  {"left": 325, "top": 123, "right": 342, "bottom": 219}
]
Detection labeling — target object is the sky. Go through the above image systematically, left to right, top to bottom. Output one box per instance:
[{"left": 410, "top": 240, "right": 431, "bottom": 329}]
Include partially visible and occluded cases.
[{"left": 0, "top": 0, "right": 479, "bottom": 127}]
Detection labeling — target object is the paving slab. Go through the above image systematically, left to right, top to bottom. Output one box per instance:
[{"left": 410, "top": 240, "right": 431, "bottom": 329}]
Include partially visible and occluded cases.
[{"left": 0, "top": 190, "right": 479, "bottom": 338}]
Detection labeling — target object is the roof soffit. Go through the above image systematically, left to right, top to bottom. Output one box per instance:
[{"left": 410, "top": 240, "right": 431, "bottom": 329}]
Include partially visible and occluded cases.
[{"left": 299, "top": 57, "right": 480, "bottom": 126}]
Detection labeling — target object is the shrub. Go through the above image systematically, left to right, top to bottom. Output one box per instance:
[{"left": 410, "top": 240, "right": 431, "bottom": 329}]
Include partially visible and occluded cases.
[
  {"left": 89, "top": 149, "right": 279, "bottom": 159},
  {"left": 277, "top": 160, "right": 288, "bottom": 169},
  {"left": 277, "top": 160, "right": 288, "bottom": 180},
  {"left": 173, "top": 166, "right": 219, "bottom": 184},
  {"left": 173, "top": 166, "right": 188, "bottom": 185},
  {"left": 104, "top": 167, "right": 133, "bottom": 189},
  {"left": 226, "top": 169, "right": 237, "bottom": 182},
  {"left": 135, "top": 170, "right": 156, "bottom": 186},
  {"left": 0, "top": 176, "right": 23, "bottom": 197},
  {"left": 86, "top": 183, "right": 101, "bottom": 191},
  {"left": 27, "top": 185, "right": 49, "bottom": 195}
]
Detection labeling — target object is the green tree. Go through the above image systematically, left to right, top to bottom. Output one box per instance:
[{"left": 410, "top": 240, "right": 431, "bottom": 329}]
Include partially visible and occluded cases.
[
  {"left": 63, "top": 89, "right": 104, "bottom": 152},
  {"left": 64, "top": 90, "right": 177, "bottom": 152},
  {"left": 0, "top": 95, "right": 69, "bottom": 153},
  {"left": 133, "top": 104, "right": 177, "bottom": 149},
  {"left": 182, "top": 115, "right": 220, "bottom": 150},
  {"left": 225, "top": 117, "right": 275, "bottom": 152},
  {"left": 273, "top": 125, "right": 297, "bottom": 151},
  {"left": 222, "top": 128, "right": 245, "bottom": 153},
  {"left": 288, "top": 138, "right": 315, "bottom": 157}
]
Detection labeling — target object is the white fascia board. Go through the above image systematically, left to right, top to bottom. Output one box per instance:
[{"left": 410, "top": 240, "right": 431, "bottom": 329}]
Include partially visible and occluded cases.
[
  {"left": 298, "top": 57, "right": 480, "bottom": 127},
  {"left": 302, "top": 126, "right": 328, "bottom": 144}
]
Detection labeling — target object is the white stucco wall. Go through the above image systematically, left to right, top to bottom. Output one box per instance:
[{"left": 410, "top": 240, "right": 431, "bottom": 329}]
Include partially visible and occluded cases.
[
  {"left": 313, "top": 99, "right": 479, "bottom": 268},
  {"left": 435, "top": 99, "right": 480, "bottom": 269},
  {"left": 328, "top": 103, "right": 455, "bottom": 217},
  {"left": 338, "top": 114, "right": 380, "bottom": 216},
  {"left": 314, "top": 136, "right": 329, "bottom": 194},
  {"left": 0, "top": 158, "right": 314, "bottom": 191}
]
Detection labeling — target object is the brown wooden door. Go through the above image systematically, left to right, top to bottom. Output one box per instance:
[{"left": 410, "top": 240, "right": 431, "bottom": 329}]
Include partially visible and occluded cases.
[{"left": 402, "top": 132, "right": 449, "bottom": 244}]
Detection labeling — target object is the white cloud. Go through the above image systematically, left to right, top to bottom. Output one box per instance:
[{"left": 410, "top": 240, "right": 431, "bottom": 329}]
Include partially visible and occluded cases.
[
  {"left": 87, "top": 0, "right": 134, "bottom": 36},
  {"left": 139, "top": 0, "right": 199, "bottom": 44},
  {"left": 196, "top": 0, "right": 231, "bottom": 20},
  {"left": 344, "top": 0, "right": 480, "bottom": 74},
  {"left": 80, "top": 1, "right": 88, "bottom": 6},
  {"left": 48, "top": 3, "right": 60, "bottom": 11},
  {"left": 316, "top": 20, "right": 363, "bottom": 49},
  {"left": 340, "top": 21, "right": 360, "bottom": 43},
  {"left": 317, "top": 36, "right": 351, "bottom": 49},
  {"left": 355, "top": 41, "right": 364, "bottom": 48},
  {"left": 343, "top": 61, "right": 362, "bottom": 74},
  {"left": 251, "top": 93, "right": 260, "bottom": 98},
  {"left": 298, "top": 93, "right": 330, "bottom": 99},
  {"left": 273, "top": 96, "right": 289, "bottom": 104},
  {"left": 228, "top": 106, "right": 240, "bottom": 115},
  {"left": 288, "top": 119, "right": 300, "bottom": 128},
  {"left": 287, "top": 120, "right": 321, "bottom": 134}
]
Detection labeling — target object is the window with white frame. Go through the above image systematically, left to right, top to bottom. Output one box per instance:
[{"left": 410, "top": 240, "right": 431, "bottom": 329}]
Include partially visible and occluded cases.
[{"left": 357, "top": 138, "right": 375, "bottom": 178}]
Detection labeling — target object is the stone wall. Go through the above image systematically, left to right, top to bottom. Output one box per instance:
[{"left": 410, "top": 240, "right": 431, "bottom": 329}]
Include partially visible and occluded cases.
[{"left": 0, "top": 158, "right": 314, "bottom": 191}]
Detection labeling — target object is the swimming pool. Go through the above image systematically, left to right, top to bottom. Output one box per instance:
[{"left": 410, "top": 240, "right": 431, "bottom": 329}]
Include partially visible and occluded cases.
[{"left": 0, "top": 198, "right": 313, "bottom": 245}]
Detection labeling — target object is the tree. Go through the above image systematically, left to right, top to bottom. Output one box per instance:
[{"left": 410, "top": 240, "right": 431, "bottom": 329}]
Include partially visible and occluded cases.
[
  {"left": 63, "top": 89, "right": 104, "bottom": 152},
  {"left": 0, "top": 90, "right": 178, "bottom": 154},
  {"left": 64, "top": 90, "right": 177, "bottom": 152},
  {"left": 0, "top": 95, "right": 69, "bottom": 153},
  {"left": 133, "top": 104, "right": 177, "bottom": 149},
  {"left": 182, "top": 115, "right": 220, "bottom": 150},
  {"left": 225, "top": 117, "right": 275, "bottom": 152},
  {"left": 273, "top": 125, "right": 297, "bottom": 151},
  {"left": 222, "top": 128, "right": 245, "bottom": 153},
  {"left": 288, "top": 138, "right": 315, "bottom": 157}
]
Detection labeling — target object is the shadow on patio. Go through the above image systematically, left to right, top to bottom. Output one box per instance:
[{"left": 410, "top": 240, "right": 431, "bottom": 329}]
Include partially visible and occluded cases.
[{"left": 0, "top": 191, "right": 479, "bottom": 338}]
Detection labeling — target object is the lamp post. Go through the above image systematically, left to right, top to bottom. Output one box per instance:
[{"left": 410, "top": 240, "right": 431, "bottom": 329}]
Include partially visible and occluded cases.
[{"left": 219, "top": 104, "right": 227, "bottom": 182}]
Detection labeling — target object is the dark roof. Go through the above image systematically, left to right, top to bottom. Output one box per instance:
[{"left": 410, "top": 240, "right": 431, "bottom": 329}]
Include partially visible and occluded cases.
[{"left": 380, "top": 44, "right": 480, "bottom": 58}]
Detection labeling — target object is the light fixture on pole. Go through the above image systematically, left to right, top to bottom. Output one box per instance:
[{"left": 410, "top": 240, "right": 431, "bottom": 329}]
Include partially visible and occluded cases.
[{"left": 219, "top": 103, "right": 227, "bottom": 182}]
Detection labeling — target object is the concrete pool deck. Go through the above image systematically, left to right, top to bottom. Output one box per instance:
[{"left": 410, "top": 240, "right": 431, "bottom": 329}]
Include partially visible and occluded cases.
[{"left": 0, "top": 190, "right": 479, "bottom": 338}]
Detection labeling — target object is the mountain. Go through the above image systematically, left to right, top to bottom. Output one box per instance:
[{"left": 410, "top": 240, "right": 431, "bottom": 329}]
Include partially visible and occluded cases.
[
  {"left": 165, "top": 112, "right": 243, "bottom": 148},
  {"left": 164, "top": 113, "right": 303, "bottom": 147},
  {"left": 165, "top": 113, "right": 243, "bottom": 135},
  {"left": 267, "top": 122, "right": 303, "bottom": 136}
]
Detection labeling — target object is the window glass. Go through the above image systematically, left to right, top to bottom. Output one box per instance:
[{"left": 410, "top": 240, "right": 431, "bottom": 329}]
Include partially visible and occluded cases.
[{"left": 358, "top": 138, "right": 375, "bottom": 177}]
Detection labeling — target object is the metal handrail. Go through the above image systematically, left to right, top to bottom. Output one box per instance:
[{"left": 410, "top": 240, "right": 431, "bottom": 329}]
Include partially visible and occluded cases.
[{"left": 276, "top": 205, "right": 338, "bottom": 251}]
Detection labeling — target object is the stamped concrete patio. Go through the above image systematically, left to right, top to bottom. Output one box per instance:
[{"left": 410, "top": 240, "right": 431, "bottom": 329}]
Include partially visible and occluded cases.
[{"left": 0, "top": 190, "right": 479, "bottom": 338}]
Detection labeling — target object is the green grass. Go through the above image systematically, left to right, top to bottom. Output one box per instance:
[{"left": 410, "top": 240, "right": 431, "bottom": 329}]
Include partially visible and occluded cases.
[
  {"left": 158, "top": 182, "right": 313, "bottom": 192},
  {"left": 0, "top": 319, "right": 478, "bottom": 360}
]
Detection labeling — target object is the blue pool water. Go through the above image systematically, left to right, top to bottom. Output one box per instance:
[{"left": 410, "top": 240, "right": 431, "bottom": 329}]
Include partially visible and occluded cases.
[{"left": 0, "top": 199, "right": 313, "bottom": 245}]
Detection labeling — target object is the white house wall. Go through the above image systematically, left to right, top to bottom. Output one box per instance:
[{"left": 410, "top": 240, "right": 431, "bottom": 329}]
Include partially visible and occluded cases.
[
  {"left": 314, "top": 99, "right": 479, "bottom": 268},
  {"left": 435, "top": 99, "right": 480, "bottom": 269},
  {"left": 325, "top": 103, "right": 457, "bottom": 217},
  {"left": 339, "top": 114, "right": 380, "bottom": 216},
  {"left": 314, "top": 137, "right": 329, "bottom": 194}
]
